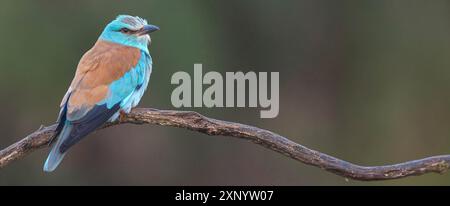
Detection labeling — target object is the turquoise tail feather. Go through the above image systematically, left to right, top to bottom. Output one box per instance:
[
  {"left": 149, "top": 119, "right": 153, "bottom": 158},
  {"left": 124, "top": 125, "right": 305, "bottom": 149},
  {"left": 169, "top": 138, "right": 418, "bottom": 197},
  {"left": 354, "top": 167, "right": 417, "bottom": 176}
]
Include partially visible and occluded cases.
[{"left": 43, "top": 122, "right": 73, "bottom": 172}]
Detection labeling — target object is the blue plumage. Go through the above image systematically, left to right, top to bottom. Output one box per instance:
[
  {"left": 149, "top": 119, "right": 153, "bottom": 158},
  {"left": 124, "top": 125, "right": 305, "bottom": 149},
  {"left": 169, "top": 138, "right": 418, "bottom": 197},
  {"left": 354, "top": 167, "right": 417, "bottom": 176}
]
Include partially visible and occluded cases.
[
  {"left": 43, "top": 15, "right": 158, "bottom": 172},
  {"left": 105, "top": 51, "right": 152, "bottom": 121}
]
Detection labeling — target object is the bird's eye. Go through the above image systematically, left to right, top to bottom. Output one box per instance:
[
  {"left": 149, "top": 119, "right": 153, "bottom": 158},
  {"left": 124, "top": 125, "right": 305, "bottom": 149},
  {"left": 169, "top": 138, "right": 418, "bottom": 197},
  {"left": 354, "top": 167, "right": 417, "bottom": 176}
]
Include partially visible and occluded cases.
[{"left": 119, "top": 28, "right": 131, "bottom": 33}]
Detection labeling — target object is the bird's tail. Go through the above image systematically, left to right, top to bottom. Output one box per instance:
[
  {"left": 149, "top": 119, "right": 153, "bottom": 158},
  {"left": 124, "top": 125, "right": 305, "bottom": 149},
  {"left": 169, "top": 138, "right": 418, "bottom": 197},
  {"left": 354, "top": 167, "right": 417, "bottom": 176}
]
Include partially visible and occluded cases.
[{"left": 43, "top": 122, "right": 73, "bottom": 172}]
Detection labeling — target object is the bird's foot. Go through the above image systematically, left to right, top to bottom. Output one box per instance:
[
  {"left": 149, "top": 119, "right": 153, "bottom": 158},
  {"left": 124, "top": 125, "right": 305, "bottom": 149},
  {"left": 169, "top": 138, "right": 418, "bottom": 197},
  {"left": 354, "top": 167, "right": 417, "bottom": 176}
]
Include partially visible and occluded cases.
[{"left": 119, "top": 110, "right": 127, "bottom": 122}]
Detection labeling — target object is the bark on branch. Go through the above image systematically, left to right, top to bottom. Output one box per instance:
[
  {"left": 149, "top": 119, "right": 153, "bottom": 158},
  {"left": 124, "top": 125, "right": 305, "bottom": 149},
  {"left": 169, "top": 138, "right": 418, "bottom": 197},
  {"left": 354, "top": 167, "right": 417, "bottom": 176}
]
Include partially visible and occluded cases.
[{"left": 1, "top": 108, "right": 449, "bottom": 181}]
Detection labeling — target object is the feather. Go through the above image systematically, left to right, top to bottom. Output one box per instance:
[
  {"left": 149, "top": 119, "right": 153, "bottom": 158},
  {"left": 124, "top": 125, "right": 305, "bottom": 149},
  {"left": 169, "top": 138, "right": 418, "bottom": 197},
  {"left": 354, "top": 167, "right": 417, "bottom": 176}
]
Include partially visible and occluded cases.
[
  {"left": 59, "top": 103, "right": 120, "bottom": 153},
  {"left": 43, "top": 123, "right": 73, "bottom": 172}
]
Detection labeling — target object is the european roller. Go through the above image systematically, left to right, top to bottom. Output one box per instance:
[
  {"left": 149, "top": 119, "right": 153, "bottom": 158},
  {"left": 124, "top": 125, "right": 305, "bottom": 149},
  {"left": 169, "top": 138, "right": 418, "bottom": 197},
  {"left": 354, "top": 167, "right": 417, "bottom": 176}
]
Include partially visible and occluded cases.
[{"left": 43, "top": 15, "right": 159, "bottom": 172}]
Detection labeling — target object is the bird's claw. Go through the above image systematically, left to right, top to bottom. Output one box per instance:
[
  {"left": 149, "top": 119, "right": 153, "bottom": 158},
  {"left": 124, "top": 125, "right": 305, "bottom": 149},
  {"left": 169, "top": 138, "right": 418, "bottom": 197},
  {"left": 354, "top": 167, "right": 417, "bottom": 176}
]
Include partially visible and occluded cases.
[{"left": 119, "top": 110, "right": 127, "bottom": 122}]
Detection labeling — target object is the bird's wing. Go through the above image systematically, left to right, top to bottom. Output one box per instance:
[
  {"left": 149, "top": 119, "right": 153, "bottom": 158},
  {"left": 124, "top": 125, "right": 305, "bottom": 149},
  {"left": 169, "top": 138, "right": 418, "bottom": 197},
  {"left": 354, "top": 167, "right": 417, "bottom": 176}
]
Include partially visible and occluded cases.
[{"left": 57, "top": 40, "right": 143, "bottom": 153}]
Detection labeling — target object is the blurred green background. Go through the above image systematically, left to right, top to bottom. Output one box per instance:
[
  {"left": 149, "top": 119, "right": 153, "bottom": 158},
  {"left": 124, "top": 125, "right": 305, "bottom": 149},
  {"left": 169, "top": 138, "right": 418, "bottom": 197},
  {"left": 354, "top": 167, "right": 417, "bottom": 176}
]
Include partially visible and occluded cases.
[{"left": 1, "top": 0, "right": 450, "bottom": 185}]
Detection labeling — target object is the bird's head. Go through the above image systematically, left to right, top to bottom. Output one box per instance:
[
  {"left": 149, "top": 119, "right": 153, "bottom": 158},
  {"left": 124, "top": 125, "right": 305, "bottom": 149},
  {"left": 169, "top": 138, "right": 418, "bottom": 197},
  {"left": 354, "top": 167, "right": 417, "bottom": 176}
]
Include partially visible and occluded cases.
[{"left": 100, "top": 15, "right": 159, "bottom": 53}]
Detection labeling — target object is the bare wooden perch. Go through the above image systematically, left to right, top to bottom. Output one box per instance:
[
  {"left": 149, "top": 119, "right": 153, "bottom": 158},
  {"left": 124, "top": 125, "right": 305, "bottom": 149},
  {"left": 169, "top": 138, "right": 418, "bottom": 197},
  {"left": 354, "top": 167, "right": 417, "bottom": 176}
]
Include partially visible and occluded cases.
[{"left": 1, "top": 108, "right": 449, "bottom": 181}]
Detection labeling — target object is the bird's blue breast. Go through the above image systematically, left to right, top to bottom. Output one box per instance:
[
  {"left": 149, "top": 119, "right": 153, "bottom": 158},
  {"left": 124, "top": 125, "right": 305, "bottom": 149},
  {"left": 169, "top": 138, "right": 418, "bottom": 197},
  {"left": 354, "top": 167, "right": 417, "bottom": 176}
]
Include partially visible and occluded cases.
[{"left": 101, "top": 51, "right": 152, "bottom": 114}]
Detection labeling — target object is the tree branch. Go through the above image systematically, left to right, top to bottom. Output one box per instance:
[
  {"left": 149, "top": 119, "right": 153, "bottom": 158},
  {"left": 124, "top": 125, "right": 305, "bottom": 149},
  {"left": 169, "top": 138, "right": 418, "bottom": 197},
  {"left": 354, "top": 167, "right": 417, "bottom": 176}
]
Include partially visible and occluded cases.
[{"left": 1, "top": 108, "right": 449, "bottom": 181}]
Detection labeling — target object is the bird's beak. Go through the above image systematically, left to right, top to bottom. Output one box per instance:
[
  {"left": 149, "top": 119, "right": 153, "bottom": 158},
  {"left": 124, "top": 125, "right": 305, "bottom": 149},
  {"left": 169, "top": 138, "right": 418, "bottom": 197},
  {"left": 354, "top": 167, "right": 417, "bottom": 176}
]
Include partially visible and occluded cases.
[{"left": 138, "top": 24, "right": 160, "bottom": 36}]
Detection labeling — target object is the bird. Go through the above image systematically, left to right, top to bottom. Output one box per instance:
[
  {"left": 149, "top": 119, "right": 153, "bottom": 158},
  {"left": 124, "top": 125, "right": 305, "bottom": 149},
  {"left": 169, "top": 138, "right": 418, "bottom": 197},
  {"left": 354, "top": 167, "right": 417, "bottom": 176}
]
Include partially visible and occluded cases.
[{"left": 43, "top": 15, "right": 159, "bottom": 172}]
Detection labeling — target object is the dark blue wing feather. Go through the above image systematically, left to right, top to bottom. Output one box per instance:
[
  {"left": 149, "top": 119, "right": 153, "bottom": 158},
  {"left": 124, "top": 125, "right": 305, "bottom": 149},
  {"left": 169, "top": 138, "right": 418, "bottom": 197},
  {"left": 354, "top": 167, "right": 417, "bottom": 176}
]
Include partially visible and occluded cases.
[
  {"left": 54, "top": 102, "right": 68, "bottom": 139},
  {"left": 59, "top": 103, "right": 121, "bottom": 153}
]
